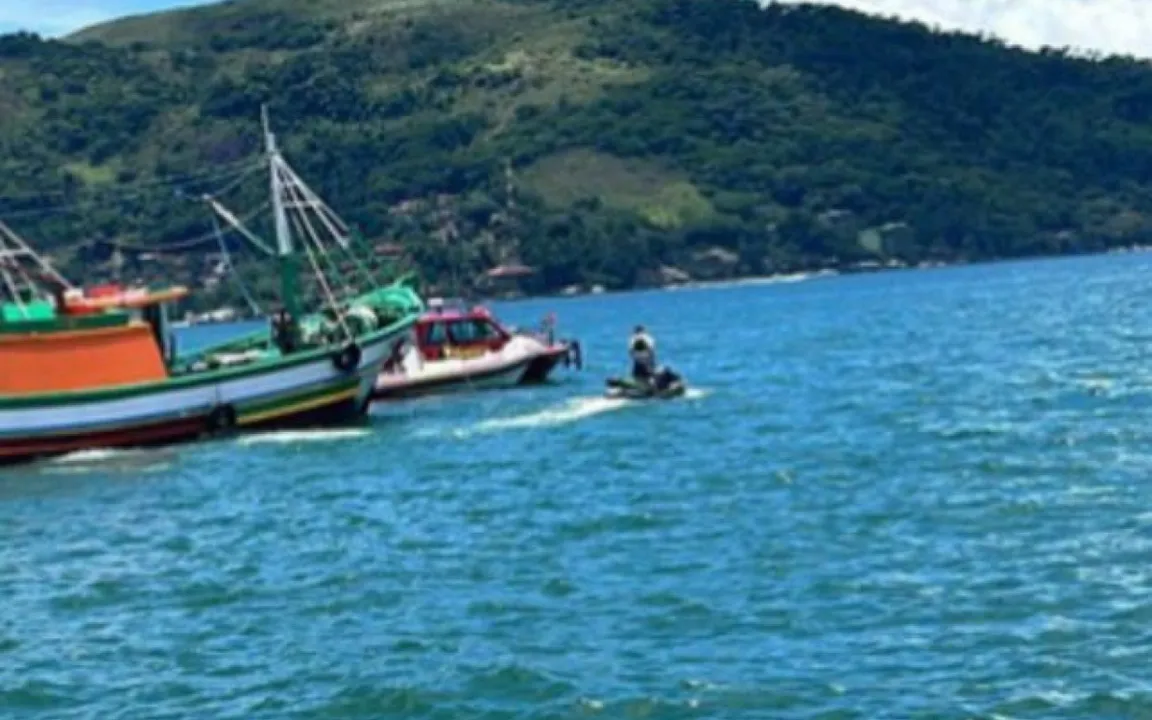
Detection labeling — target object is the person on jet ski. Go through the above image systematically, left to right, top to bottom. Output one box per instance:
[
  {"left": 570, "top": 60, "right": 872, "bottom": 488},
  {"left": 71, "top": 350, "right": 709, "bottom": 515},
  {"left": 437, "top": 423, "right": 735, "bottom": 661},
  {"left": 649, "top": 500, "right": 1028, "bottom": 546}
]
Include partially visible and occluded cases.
[{"left": 629, "top": 325, "right": 657, "bottom": 382}]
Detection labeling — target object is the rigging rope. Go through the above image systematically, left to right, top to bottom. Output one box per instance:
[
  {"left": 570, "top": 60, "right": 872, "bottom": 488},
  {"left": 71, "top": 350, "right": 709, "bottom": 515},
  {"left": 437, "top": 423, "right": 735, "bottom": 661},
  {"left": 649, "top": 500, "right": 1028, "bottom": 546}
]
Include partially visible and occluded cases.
[
  {"left": 0, "top": 155, "right": 261, "bottom": 204},
  {"left": 0, "top": 159, "right": 264, "bottom": 222},
  {"left": 186, "top": 159, "right": 265, "bottom": 204},
  {"left": 275, "top": 159, "right": 354, "bottom": 344},
  {"left": 279, "top": 160, "right": 386, "bottom": 293},
  {"left": 277, "top": 161, "right": 359, "bottom": 301},
  {"left": 204, "top": 198, "right": 276, "bottom": 256},
  {"left": 102, "top": 200, "right": 272, "bottom": 253},
  {"left": 292, "top": 212, "right": 355, "bottom": 344},
  {"left": 212, "top": 214, "right": 263, "bottom": 318},
  {"left": 0, "top": 219, "right": 73, "bottom": 290}
]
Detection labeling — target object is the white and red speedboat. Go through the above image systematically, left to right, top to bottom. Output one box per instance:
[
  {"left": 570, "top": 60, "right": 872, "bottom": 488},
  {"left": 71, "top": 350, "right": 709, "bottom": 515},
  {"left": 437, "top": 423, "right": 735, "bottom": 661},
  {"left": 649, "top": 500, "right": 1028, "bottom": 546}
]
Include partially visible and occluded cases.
[{"left": 372, "top": 299, "right": 582, "bottom": 401}]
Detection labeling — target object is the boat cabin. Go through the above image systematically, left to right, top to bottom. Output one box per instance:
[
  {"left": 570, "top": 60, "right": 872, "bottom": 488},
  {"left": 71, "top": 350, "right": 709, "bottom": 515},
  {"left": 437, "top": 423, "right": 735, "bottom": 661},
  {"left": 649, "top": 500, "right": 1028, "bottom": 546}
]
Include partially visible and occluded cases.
[
  {"left": 0, "top": 283, "right": 188, "bottom": 396},
  {"left": 413, "top": 301, "right": 510, "bottom": 361}
]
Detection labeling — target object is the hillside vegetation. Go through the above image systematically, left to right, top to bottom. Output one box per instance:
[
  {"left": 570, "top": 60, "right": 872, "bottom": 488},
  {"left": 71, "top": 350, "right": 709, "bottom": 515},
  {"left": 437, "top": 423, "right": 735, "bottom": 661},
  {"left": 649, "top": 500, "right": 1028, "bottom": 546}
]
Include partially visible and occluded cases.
[{"left": 3, "top": 0, "right": 1152, "bottom": 306}]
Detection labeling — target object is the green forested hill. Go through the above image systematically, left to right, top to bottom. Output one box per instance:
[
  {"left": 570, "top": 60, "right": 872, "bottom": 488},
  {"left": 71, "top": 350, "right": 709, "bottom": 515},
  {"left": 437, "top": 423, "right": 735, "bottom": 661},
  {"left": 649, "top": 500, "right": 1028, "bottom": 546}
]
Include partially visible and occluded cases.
[{"left": 3, "top": 0, "right": 1152, "bottom": 305}]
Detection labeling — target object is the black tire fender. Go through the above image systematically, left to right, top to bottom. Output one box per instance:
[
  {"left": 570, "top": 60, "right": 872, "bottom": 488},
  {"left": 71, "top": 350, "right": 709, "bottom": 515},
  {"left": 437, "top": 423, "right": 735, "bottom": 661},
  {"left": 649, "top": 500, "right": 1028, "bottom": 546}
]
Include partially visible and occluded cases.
[
  {"left": 333, "top": 342, "right": 362, "bottom": 374},
  {"left": 205, "top": 404, "right": 237, "bottom": 435}
]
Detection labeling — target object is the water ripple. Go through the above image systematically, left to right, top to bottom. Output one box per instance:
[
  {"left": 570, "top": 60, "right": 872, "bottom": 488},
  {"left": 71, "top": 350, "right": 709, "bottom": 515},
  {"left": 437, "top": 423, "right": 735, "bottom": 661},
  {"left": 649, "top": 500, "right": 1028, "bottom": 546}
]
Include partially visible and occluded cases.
[{"left": 4, "top": 255, "right": 1152, "bottom": 717}]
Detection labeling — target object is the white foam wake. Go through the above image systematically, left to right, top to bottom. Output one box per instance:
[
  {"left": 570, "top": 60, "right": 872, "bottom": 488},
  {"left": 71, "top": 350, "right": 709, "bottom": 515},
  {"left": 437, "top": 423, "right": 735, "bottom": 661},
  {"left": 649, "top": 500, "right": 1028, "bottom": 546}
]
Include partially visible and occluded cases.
[
  {"left": 411, "top": 387, "right": 711, "bottom": 439},
  {"left": 410, "top": 396, "right": 629, "bottom": 439},
  {"left": 475, "top": 396, "right": 629, "bottom": 432},
  {"left": 236, "top": 429, "right": 370, "bottom": 446},
  {"left": 40, "top": 447, "right": 176, "bottom": 474},
  {"left": 49, "top": 448, "right": 142, "bottom": 464}
]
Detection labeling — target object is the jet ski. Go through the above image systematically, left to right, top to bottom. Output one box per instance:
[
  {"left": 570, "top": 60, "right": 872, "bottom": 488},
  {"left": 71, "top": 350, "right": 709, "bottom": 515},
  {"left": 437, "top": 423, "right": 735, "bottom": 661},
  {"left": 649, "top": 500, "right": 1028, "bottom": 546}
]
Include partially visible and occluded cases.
[{"left": 605, "top": 365, "right": 686, "bottom": 399}]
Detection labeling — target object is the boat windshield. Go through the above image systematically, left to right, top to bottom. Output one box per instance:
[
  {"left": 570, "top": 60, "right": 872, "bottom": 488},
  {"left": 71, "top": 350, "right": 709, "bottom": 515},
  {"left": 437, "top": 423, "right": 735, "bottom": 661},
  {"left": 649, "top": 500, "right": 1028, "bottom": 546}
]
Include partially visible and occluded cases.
[
  {"left": 448, "top": 318, "right": 502, "bottom": 344},
  {"left": 425, "top": 321, "right": 449, "bottom": 346}
]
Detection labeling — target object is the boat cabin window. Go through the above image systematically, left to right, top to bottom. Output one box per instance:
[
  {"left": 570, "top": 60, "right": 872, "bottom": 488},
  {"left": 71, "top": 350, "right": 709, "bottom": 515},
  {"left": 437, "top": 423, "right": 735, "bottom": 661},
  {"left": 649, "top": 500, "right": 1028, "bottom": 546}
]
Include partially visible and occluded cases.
[
  {"left": 448, "top": 319, "right": 500, "bottom": 344},
  {"left": 424, "top": 321, "right": 449, "bottom": 346}
]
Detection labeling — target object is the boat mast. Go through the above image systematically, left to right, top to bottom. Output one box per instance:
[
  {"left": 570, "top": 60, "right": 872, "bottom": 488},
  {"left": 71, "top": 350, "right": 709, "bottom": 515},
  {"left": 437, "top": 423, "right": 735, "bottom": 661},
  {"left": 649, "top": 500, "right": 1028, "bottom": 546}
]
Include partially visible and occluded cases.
[{"left": 262, "top": 104, "right": 300, "bottom": 323}]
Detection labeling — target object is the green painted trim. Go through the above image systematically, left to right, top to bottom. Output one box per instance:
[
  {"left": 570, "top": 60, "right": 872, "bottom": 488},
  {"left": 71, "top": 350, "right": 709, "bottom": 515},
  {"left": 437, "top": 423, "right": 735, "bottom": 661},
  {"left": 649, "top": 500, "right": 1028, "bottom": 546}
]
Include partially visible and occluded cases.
[
  {"left": 0, "top": 313, "right": 416, "bottom": 410},
  {"left": 237, "top": 376, "right": 360, "bottom": 418}
]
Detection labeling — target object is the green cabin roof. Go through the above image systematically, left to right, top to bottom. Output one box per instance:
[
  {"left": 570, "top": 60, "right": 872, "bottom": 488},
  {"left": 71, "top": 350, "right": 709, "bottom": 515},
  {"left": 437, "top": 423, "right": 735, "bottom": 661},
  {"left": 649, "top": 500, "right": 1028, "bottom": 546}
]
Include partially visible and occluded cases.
[
  {"left": 1, "top": 299, "right": 55, "bottom": 323},
  {"left": 0, "top": 301, "right": 132, "bottom": 335}
]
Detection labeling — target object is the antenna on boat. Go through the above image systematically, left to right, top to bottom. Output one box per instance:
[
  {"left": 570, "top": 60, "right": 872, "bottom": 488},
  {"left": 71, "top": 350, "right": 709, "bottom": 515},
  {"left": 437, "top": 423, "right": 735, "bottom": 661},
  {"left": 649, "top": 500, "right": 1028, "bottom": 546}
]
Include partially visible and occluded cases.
[{"left": 262, "top": 103, "right": 301, "bottom": 322}]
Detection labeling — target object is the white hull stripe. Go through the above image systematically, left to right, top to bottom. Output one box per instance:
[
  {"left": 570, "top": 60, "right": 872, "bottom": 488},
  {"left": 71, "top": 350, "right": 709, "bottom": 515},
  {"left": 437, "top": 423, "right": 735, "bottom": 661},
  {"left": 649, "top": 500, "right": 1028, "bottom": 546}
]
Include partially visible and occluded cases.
[
  {"left": 377, "top": 356, "right": 530, "bottom": 396},
  {"left": 0, "top": 374, "right": 348, "bottom": 440}
]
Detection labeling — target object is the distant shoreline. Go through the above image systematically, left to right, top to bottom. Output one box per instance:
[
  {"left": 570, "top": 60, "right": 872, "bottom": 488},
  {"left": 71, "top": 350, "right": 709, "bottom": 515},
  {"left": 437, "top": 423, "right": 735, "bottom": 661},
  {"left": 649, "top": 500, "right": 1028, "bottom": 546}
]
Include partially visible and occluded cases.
[
  {"left": 481, "top": 244, "right": 1152, "bottom": 306},
  {"left": 175, "top": 245, "right": 1152, "bottom": 324}
]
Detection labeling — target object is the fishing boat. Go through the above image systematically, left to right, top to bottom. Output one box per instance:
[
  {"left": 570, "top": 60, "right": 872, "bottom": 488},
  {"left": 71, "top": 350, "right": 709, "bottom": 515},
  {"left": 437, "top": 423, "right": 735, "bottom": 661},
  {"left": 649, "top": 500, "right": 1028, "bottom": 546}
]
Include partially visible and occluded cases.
[
  {"left": 0, "top": 110, "right": 422, "bottom": 466},
  {"left": 372, "top": 298, "right": 582, "bottom": 400}
]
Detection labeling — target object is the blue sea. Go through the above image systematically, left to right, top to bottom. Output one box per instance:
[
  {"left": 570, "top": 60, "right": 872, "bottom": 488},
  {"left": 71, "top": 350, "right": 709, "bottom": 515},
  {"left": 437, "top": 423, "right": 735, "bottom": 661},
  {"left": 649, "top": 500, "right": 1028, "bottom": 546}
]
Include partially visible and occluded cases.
[{"left": 3, "top": 253, "right": 1152, "bottom": 718}]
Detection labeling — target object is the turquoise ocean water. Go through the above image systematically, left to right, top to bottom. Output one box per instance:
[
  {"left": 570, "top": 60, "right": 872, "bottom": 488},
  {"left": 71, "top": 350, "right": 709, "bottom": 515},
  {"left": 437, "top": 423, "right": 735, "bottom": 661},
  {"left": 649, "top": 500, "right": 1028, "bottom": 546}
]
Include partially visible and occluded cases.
[{"left": 3, "top": 253, "right": 1152, "bottom": 718}]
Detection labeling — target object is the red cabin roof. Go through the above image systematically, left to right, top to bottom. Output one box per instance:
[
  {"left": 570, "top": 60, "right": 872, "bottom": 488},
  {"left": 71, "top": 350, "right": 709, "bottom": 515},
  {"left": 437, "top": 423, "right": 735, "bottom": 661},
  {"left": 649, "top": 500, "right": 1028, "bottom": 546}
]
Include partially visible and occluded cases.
[{"left": 410, "top": 300, "right": 514, "bottom": 360}]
